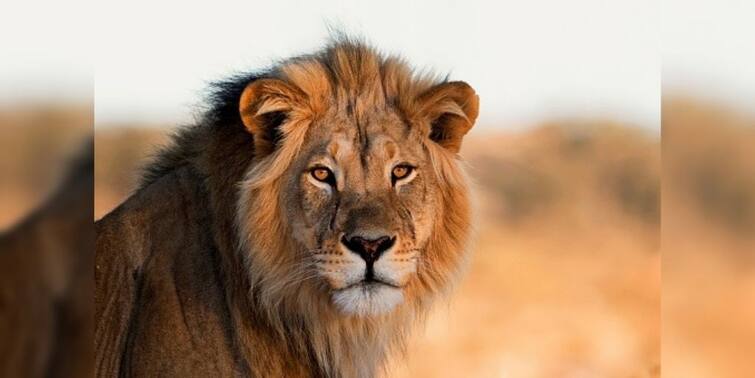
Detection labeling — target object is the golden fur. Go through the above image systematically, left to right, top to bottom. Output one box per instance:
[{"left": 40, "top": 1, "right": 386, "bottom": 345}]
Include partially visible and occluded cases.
[{"left": 95, "top": 38, "right": 478, "bottom": 377}]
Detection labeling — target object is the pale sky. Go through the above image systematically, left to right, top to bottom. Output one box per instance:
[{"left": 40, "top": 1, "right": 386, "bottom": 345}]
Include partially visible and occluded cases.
[
  {"left": 0, "top": 0, "right": 93, "bottom": 103},
  {"left": 2, "top": 0, "right": 753, "bottom": 131},
  {"left": 662, "top": 0, "right": 755, "bottom": 109}
]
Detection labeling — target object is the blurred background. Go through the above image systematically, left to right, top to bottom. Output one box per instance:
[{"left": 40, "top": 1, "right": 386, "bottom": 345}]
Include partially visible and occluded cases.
[
  {"left": 2, "top": 0, "right": 754, "bottom": 376},
  {"left": 662, "top": 0, "right": 755, "bottom": 377}
]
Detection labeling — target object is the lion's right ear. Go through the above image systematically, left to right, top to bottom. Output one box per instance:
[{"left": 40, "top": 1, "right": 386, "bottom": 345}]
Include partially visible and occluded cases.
[
  {"left": 239, "top": 78, "right": 306, "bottom": 157},
  {"left": 415, "top": 81, "right": 479, "bottom": 154}
]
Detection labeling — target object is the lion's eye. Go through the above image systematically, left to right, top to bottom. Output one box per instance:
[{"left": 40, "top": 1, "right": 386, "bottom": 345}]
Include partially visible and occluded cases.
[
  {"left": 391, "top": 165, "right": 414, "bottom": 183},
  {"left": 311, "top": 167, "right": 335, "bottom": 185}
]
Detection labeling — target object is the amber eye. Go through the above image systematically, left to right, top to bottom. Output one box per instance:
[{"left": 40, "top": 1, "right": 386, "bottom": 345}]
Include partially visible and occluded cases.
[
  {"left": 391, "top": 165, "right": 414, "bottom": 182},
  {"left": 311, "top": 167, "right": 335, "bottom": 185}
]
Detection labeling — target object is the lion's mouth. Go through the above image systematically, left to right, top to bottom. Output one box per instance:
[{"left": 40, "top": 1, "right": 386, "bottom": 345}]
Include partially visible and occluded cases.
[
  {"left": 337, "top": 278, "right": 403, "bottom": 292},
  {"left": 331, "top": 279, "right": 405, "bottom": 316}
]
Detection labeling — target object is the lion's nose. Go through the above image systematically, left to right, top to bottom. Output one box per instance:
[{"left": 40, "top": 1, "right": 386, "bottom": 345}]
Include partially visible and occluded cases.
[{"left": 341, "top": 235, "right": 396, "bottom": 264}]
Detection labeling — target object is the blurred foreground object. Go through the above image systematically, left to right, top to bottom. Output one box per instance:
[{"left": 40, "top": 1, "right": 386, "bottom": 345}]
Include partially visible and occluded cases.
[
  {"left": 663, "top": 98, "right": 755, "bottom": 377},
  {"left": 0, "top": 105, "right": 91, "bottom": 228},
  {"left": 0, "top": 142, "right": 93, "bottom": 377}
]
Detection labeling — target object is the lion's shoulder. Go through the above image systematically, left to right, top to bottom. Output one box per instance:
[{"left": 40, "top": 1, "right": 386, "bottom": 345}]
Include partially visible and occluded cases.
[{"left": 95, "top": 164, "right": 242, "bottom": 375}]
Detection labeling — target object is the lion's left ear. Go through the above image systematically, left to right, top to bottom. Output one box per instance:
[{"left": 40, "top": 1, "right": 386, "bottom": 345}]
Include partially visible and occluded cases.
[
  {"left": 239, "top": 78, "right": 307, "bottom": 157},
  {"left": 415, "top": 81, "right": 479, "bottom": 154}
]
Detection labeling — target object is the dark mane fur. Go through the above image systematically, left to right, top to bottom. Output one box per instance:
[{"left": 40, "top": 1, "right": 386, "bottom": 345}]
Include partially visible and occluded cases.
[{"left": 139, "top": 71, "right": 262, "bottom": 189}]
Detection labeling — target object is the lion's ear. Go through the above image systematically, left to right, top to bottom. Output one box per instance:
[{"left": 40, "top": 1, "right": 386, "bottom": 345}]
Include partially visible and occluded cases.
[
  {"left": 239, "top": 78, "right": 306, "bottom": 157},
  {"left": 415, "top": 81, "right": 479, "bottom": 154}
]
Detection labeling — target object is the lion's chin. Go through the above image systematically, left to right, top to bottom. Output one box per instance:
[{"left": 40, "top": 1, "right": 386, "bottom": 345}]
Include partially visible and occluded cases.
[{"left": 332, "top": 283, "right": 404, "bottom": 317}]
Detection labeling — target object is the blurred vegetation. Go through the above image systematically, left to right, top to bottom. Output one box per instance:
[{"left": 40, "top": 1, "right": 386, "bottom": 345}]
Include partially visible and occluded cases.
[
  {"left": 664, "top": 99, "right": 755, "bottom": 237},
  {"left": 471, "top": 124, "right": 659, "bottom": 228}
]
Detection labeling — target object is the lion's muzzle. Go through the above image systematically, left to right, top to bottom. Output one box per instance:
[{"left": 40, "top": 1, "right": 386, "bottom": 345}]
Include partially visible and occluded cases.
[{"left": 341, "top": 234, "right": 396, "bottom": 277}]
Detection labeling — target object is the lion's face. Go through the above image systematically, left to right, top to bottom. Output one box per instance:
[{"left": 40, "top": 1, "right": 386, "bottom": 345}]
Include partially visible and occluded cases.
[
  {"left": 236, "top": 46, "right": 478, "bottom": 319},
  {"left": 280, "top": 108, "right": 438, "bottom": 316}
]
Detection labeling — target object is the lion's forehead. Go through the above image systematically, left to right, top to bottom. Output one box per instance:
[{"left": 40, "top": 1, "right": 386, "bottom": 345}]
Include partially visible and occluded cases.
[
  {"left": 308, "top": 112, "right": 422, "bottom": 164},
  {"left": 328, "top": 134, "right": 397, "bottom": 162}
]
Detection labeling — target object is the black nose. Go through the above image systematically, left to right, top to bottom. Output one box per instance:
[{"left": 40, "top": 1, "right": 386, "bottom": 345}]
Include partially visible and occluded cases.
[{"left": 341, "top": 235, "right": 396, "bottom": 264}]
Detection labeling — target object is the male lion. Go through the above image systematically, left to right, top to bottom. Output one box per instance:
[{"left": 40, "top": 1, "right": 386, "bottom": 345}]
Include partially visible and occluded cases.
[{"left": 95, "top": 38, "right": 479, "bottom": 377}]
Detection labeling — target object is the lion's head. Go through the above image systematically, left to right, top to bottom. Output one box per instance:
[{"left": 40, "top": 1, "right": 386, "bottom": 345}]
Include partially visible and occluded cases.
[{"left": 236, "top": 40, "right": 478, "bottom": 320}]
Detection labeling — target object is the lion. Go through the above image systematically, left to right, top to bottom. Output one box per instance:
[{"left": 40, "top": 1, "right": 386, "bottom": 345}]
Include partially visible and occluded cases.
[{"left": 95, "top": 37, "right": 479, "bottom": 377}]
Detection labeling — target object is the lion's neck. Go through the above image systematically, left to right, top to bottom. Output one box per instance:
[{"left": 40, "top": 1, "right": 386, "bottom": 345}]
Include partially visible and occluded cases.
[
  {"left": 231, "top": 297, "right": 415, "bottom": 377},
  {"left": 305, "top": 310, "right": 413, "bottom": 377}
]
